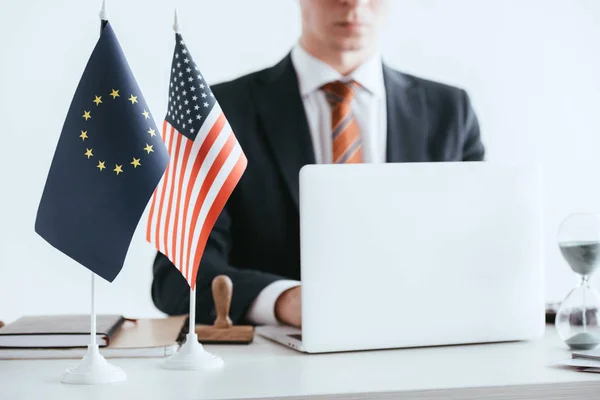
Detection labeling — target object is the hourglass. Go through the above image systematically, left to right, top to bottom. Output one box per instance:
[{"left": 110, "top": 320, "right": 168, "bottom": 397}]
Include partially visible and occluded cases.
[{"left": 555, "top": 213, "right": 600, "bottom": 350}]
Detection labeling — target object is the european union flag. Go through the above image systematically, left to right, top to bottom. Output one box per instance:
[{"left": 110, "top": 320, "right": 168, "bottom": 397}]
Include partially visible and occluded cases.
[{"left": 35, "top": 22, "right": 169, "bottom": 282}]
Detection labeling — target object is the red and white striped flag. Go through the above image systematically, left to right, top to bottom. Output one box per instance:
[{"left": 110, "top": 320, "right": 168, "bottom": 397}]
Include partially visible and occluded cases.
[{"left": 146, "top": 33, "right": 247, "bottom": 289}]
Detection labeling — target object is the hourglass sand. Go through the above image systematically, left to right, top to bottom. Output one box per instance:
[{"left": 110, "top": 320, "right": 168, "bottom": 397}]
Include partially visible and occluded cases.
[{"left": 556, "top": 214, "right": 600, "bottom": 350}]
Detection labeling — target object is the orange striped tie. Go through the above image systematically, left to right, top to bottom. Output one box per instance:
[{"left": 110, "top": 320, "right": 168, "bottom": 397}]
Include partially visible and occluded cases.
[{"left": 322, "top": 80, "right": 363, "bottom": 163}]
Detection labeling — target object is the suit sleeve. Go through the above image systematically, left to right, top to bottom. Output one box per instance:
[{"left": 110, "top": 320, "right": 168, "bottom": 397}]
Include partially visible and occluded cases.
[
  {"left": 460, "top": 90, "right": 485, "bottom": 161},
  {"left": 151, "top": 203, "right": 286, "bottom": 325}
]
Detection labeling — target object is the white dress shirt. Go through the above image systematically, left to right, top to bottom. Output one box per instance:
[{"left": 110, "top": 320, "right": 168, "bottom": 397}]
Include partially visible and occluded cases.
[{"left": 245, "top": 43, "right": 387, "bottom": 325}]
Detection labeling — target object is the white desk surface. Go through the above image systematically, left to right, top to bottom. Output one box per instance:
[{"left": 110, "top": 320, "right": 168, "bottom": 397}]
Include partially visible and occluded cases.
[{"left": 1, "top": 327, "right": 599, "bottom": 400}]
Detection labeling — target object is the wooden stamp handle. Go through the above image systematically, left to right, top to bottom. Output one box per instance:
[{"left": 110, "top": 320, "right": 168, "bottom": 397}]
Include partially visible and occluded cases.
[{"left": 212, "top": 275, "right": 233, "bottom": 329}]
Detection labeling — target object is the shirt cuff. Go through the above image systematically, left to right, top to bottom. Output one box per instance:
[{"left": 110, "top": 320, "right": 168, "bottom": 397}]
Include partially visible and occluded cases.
[{"left": 245, "top": 280, "right": 301, "bottom": 325}]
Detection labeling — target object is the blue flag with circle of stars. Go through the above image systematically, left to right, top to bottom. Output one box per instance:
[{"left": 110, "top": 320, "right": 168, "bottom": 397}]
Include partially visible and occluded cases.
[{"left": 35, "top": 22, "right": 169, "bottom": 282}]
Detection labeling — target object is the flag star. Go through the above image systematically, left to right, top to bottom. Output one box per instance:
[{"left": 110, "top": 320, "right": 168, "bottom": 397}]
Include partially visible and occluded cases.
[
  {"left": 180, "top": 39, "right": 185, "bottom": 45},
  {"left": 182, "top": 48, "right": 187, "bottom": 54},
  {"left": 175, "top": 53, "right": 179, "bottom": 58},
  {"left": 184, "top": 58, "right": 189, "bottom": 63},
  {"left": 177, "top": 62, "right": 181, "bottom": 68},
  {"left": 195, "top": 65, "right": 199, "bottom": 71},
  {"left": 172, "top": 67, "right": 175, "bottom": 72},
  {"left": 186, "top": 67, "right": 191, "bottom": 73},
  {"left": 179, "top": 72, "right": 183, "bottom": 77},
  {"left": 197, "top": 74, "right": 202, "bottom": 79},
  {"left": 174, "top": 76, "right": 178, "bottom": 82},
  {"left": 188, "top": 77, "right": 193, "bottom": 82},
  {"left": 180, "top": 81, "right": 184, "bottom": 87},
  {"left": 199, "top": 84, "right": 205, "bottom": 89},
  {"left": 175, "top": 86, "right": 179, "bottom": 92},
  {"left": 190, "top": 86, "right": 196, "bottom": 92},
  {"left": 110, "top": 89, "right": 120, "bottom": 99},
  {"left": 182, "top": 90, "right": 187, "bottom": 96},
  {"left": 171, "top": 91, "right": 174, "bottom": 97},
  {"left": 201, "top": 92, "right": 207, "bottom": 98},
  {"left": 210, "top": 93, "right": 214, "bottom": 97},
  {"left": 128, "top": 94, "right": 138, "bottom": 104},
  {"left": 93, "top": 95, "right": 102, "bottom": 106},
  {"left": 177, "top": 95, "right": 181, "bottom": 100},
  {"left": 192, "top": 95, "right": 198, "bottom": 101},
  {"left": 184, "top": 100, "right": 189, "bottom": 105},
  {"left": 203, "top": 102, "right": 209, "bottom": 108},
  {"left": 178, "top": 105, "right": 182, "bottom": 110},
  {"left": 194, "top": 105, "right": 200, "bottom": 110},
  {"left": 186, "top": 109, "right": 191, "bottom": 114},
  {"left": 82, "top": 110, "right": 91, "bottom": 120},
  {"left": 142, "top": 110, "right": 150, "bottom": 119},
  {"left": 167, "top": 111, "right": 171, "bottom": 116},
  {"left": 180, "top": 113, "right": 184, "bottom": 119},
  {"left": 196, "top": 114, "right": 201, "bottom": 120},
  {"left": 188, "top": 118, "right": 192, "bottom": 124},
  {"left": 177, "top": 119, "right": 180, "bottom": 124},
  {"left": 182, "top": 123, "right": 186, "bottom": 128},
  {"left": 147, "top": 127, "right": 156, "bottom": 137},
  {"left": 190, "top": 128, "right": 195, "bottom": 134},
  {"left": 79, "top": 130, "right": 88, "bottom": 140},
  {"left": 144, "top": 144, "right": 154, "bottom": 154},
  {"left": 84, "top": 148, "right": 93, "bottom": 158},
  {"left": 131, "top": 158, "right": 141, "bottom": 168},
  {"left": 97, "top": 161, "right": 106, "bottom": 171},
  {"left": 113, "top": 164, "right": 123, "bottom": 175}
]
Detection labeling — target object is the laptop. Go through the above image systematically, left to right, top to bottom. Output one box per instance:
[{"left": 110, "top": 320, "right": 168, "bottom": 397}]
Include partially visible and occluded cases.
[{"left": 256, "top": 162, "right": 545, "bottom": 353}]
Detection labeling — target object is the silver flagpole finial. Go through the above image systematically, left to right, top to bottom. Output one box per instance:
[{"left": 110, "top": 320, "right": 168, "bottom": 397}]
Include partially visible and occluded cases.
[
  {"left": 99, "top": 0, "right": 108, "bottom": 21},
  {"left": 173, "top": 8, "right": 181, "bottom": 33}
]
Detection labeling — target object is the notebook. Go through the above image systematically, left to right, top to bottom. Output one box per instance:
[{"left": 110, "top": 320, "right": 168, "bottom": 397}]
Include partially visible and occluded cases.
[
  {"left": 0, "top": 314, "right": 124, "bottom": 348},
  {"left": 0, "top": 316, "right": 186, "bottom": 359},
  {"left": 572, "top": 348, "right": 600, "bottom": 362},
  {"left": 554, "top": 357, "right": 600, "bottom": 373}
]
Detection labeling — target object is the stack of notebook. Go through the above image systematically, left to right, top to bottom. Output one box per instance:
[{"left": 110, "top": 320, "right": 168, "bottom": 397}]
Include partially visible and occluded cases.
[
  {"left": 0, "top": 314, "right": 186, "bottom": 359},
  {"left": 556, "top": 349, "right": 600, "bottom": 373}
]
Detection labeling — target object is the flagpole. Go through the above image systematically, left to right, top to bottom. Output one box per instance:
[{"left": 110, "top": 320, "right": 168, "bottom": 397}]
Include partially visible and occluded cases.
[
  {"left": 60, "top": 0, "right": 127, "bottom": 384},
  {"left": 87, "top": 0, "right": 104, "bottom": 355},
  {"left": 90, "top": 0, "right": 105, "bottom": 351},
  {"left": 100, "top": 0, "right": 108, "bottom": 31},
  {"left": 160, "top": 11, "right": 223, "bottom": 370},
  {"left": 91, "top": 273, "right": 96, "bottom": 348},
  {"left": 189, "top": 287, "right": 196, "bottom": 339}
]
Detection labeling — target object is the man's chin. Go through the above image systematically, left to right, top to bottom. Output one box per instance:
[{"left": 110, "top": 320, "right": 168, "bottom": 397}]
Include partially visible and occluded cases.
[{"left": 332, "top": 37, "right": 369, "bottom": 52}]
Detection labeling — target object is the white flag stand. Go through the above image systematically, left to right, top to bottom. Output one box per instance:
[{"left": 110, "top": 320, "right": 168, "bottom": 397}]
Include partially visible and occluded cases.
[
  {"left": 61, "top": 0, "right": 127, "bottom": 384},
  {"left": 159, "top": 8, "right": 223, "bottom": 371},
  {"left": 61, "top": 273, "right": 127, "bottom": 384},
  {"left": 161, "top": 287, "right": 223, "bottom": 370}
]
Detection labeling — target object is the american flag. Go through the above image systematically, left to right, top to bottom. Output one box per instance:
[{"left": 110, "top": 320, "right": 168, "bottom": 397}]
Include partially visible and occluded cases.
[{"left": 147, "top": 34, "right": 247, "bottom": 289}]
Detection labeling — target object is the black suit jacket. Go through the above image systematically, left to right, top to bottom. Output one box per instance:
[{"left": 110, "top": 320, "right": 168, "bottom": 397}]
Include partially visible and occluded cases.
[{"left": 151, "top": 54, "right": 485, "bottom": 324}]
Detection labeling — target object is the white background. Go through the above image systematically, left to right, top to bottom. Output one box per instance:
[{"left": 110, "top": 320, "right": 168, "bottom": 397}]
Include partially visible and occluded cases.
[{"left": 0, "top": 0, "right": 599, "bottom": 324}]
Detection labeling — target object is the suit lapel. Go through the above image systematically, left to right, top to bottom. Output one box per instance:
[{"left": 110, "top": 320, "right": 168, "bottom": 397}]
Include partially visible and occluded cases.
[
  {"left": 251, "top": 54, "right": 315, "bottom": 209},
  {"left": 383, "top": 65, "right": 429, "bottom": 162}
]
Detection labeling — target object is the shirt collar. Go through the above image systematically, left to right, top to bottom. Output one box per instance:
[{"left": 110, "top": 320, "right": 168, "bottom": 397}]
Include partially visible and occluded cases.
[{"left": 290, "top": 43, "right": 385, "bottom": 98}]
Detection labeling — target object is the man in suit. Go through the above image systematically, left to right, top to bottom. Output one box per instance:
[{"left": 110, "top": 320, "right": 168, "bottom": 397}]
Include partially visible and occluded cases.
[{"left": 151, "top": 0, "right": 485, "bottom": 328}]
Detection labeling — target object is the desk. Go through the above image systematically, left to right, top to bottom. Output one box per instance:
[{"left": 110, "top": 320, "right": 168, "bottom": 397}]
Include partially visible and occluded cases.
[{"left": 1, "top": 328, "right": 599, "bottom": 400}]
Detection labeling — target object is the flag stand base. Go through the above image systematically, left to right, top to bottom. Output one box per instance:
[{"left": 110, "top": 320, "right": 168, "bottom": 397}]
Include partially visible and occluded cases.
[
  {"left": 161, "top": 332, "right": 223, "bottom": 370},
  {"left": 61, "top": 344, "right": 127, "bottom": 384}
]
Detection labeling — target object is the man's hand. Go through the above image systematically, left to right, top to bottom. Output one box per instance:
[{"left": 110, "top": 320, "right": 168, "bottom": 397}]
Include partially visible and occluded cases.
[{"left": 275, "top": 286, "right": 301, "bottom": 327}]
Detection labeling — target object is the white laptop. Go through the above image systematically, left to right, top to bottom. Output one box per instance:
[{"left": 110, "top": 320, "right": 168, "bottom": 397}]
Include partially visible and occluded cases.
[{"left": 257, "top": 161, "right": 545, "bottom": 353}]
